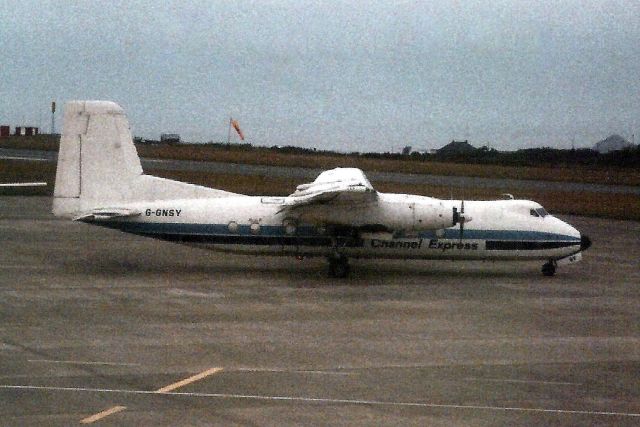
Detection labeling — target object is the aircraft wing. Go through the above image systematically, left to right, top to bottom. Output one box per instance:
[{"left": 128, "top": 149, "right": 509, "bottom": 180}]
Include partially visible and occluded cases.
[
  {"left": 281, "top": 168, "right": 377, "bottom": 211},
  {"left": 73, "top": 208, "right": 142, "bottom": 222}
]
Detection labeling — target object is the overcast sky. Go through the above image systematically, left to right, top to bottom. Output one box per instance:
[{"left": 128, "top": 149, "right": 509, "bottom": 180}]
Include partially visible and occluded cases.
[{"left": 1, "top": 0, "right": 638, "bottom": 152}]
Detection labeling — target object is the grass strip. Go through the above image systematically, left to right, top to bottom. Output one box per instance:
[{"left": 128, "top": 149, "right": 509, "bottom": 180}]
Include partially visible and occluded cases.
[
  {"left": 2, "top": 137, "right": 639, "bottom": 187},
  {"left": 2, "top": 160, "right": 639, "bottom": 221}
]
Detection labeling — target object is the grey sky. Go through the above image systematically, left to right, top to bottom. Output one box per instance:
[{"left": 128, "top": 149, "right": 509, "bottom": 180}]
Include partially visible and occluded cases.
[{"left": 1, "top": 0, "right": 638, "bottom": 152}]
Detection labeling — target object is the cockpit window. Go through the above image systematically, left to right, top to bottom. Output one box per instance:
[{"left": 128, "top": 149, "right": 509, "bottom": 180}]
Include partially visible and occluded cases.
[
  {"left": 530, "top": 208, "right": 548, "bottom": 218},
  {"left": 536, "top": 208, "right": 548, "bottom": 217}
]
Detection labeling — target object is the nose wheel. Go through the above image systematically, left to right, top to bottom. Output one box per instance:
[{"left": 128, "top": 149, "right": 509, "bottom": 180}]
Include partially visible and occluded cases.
[
  {"left": 328, "top": 255, "right": 350, "bottom": 278},
  {"left": 542, "top": 260, "right": 556, "bottom": 276}
]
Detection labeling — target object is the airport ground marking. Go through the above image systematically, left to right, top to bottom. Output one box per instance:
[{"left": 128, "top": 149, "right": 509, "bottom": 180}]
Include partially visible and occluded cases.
[
  {"left": 28, "top": 359, "right": 141, "bottom": 367},
  {"left": 74, "top": 367, "right": 223, "bottom": 423},
  {"left": 155, "top": 367, "right": 223, "bottom": 393},
  {"left": 235, "top": 367, "right": 354, "bottom": 376},
  {"left": 464, "top": 377, "right": 581, "bottom": 386},
  {"left": 2, "top": 384, "right": 640, "bottom": 418},
  {"left": 79, "top": 406, "right": 126, "bottom": 424}
]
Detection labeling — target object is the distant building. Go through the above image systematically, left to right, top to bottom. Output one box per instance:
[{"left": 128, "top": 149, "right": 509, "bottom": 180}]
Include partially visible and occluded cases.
[
  {"left": 0, "top": 125, "right": 9, "bottom": 137},
  {"left": 8, "top": 126, "right": 39, "bottom": 136},
  {"left": 160, "top": 133, "right": 180, "bottom": 144},
  {"left": 593, "top": 134, "right": 633, "bottom": 154},
  {"left": 133, "top": 137, "right": 162, "bottom": 145},
  {"left": 437, "top": 140, "right": 477, "bottom": 155}
]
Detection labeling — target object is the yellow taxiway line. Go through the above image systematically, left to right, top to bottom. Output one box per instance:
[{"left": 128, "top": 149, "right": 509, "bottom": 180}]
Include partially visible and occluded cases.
[
  {"left": 79, "top": 367, "right": 223, "bottom": 424},
  {"left": 155, "top": 367, "right": 223, "bottom": 393},
  {"left": 80, "top": 405, "right": 126, "bottom": 424}
]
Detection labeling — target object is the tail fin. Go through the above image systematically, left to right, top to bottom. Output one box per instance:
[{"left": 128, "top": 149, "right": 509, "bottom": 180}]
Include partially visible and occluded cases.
[{"left": 53, "top": 101, "right": 238, "bottom": 218}]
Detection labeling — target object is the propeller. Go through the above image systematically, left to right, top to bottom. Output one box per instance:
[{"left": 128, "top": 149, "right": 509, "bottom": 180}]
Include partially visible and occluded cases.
[
  {"left": 452, "top": 200, "right": 471, "bottom": 242},
  {"left": 459, "top": 200, "right": 465, "bottom": 242}
]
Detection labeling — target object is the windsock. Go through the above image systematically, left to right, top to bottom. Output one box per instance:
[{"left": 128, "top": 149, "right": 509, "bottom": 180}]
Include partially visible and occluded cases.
[{"left": 231, "top": 119, "right": 244, "bottom": 140}]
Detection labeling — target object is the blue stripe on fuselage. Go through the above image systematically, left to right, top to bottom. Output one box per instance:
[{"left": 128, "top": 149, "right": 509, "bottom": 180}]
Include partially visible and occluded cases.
[
  {"left": 97, "top": 221, "right": 579, "bottom": 243},
  {"left": 418, "top": 229, "right": 578, "bottom": 241}
]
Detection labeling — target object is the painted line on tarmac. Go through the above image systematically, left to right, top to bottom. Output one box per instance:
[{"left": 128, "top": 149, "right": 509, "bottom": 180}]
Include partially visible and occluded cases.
[
  {"left": 28, "top": 359, "right": 141, "bottom": 367},
  {"left": 75, "top": 367, "right": 223, "bottom": 423},
  {"left": 155, "top": 367, "right": 223, "bottom": 393},
  {"left": 235, "top": 367, "right": 354, "bottom": 376},
  {"left": 294, "top": 370, "right": 354, "bottom": 376},
  {"left": 464, "top": 377, "right": 581, "bottom": 386},
  {"left": 1, "top": 384, "right": 639, "bottom": 418},
  {"left": 80, "top": 406, "right": 126, "bottom": 424}
]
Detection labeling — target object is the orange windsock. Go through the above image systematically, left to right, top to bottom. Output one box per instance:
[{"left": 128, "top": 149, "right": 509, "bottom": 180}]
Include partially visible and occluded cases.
[{"left": 231, "top": 119, "right": 244, "bottom": 140}]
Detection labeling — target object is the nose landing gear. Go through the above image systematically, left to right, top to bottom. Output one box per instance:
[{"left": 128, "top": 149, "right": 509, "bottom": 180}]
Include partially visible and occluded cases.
[
  {"left": 328, "top": 254, "right": 350, "bottom": 278},
  {"left": 542, "top": 260, "right": 557, "bottom": 276}
]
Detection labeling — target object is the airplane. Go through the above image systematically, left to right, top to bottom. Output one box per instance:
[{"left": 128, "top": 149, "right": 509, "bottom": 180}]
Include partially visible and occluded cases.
[{"left": 52, "top": 101, "right": 591, "bottom": 278}]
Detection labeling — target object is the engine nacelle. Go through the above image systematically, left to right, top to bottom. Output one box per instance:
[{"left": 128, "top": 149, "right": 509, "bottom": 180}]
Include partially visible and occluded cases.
[
  {"left": 294, "top": 195, "right": 454, "bottom": 233},
  {"left": 375, "top": 198, "right": 453, "bottom": 232},
  {"left": 415, "top": 200, "right": 455, "bottom": 230}
]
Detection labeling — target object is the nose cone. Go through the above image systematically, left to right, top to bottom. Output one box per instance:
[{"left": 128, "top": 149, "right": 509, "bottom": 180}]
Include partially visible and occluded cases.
[{"left": 580, "top": 234, "right": 592, "bottom": 251}]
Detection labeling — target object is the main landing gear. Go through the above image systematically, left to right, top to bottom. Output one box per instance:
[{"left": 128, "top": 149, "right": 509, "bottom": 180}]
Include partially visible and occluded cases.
[
  {"left": 326, "top": 230, "right": 357, "bottom": 278},
  {"left": 328, "top": 254, "right": 350, "bottom": 278},
  {"left": 541, "top": 260, "right": 556, "bottom": 277}
]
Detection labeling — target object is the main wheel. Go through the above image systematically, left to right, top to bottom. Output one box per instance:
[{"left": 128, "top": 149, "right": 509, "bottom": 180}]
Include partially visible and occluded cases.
[
  {"left": 328, "top": 255, "right": 350, "bottom": 278},
  {"left": 542, "top": 261, "right": 556, "bottom": 276}
]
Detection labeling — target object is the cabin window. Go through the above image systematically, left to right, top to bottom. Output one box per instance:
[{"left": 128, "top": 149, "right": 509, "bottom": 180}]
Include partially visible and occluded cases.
[
  {"left": 530, "top": 209, "right": 540, "bottom": 217},
  {"left": 283, "top": 220, "right": 297, "bottom": 235},
  {"left": 250, "top": 222, "right": 261, "bottom": 235}
]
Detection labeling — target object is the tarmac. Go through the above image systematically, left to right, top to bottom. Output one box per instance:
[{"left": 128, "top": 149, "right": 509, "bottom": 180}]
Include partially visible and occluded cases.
[{"left": 1, "top": 196, "right": 639, "bottom": 426}]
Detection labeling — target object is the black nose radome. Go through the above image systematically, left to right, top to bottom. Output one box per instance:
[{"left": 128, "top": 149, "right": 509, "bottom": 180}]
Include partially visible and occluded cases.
[{"left": 580, "top": 234, "right": 592, "bottom": 251}]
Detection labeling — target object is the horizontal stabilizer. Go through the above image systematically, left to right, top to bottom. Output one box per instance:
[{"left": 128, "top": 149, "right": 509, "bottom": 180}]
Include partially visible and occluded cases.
[
  {"left": 0, "top": 182, "right": 47, "bottom": 187},
  {"left": 73, "top": 208, "right": 142, "bottom": 222}
]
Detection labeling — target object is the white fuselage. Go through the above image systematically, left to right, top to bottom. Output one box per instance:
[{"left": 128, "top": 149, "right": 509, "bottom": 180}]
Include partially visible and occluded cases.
[{"left": 97, "top": 194, "right": 583, "bottom": 262}]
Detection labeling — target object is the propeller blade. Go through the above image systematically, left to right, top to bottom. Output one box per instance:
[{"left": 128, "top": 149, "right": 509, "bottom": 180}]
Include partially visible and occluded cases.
[{"left": 459, "top": 200, "right": 465, "bottom": 242}]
